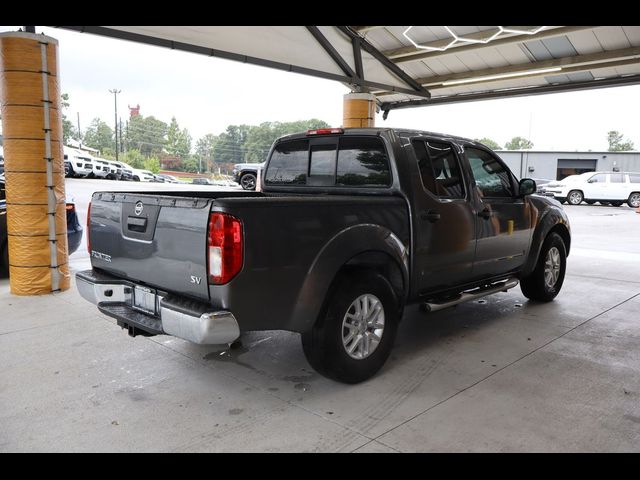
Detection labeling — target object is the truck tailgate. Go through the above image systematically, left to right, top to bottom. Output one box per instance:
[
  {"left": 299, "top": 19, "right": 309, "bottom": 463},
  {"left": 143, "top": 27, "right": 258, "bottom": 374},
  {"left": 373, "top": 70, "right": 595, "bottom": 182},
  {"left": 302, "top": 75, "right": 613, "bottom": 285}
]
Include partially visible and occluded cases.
[{"left": 88, "top": 192, "right": 212, "bottom": 301}]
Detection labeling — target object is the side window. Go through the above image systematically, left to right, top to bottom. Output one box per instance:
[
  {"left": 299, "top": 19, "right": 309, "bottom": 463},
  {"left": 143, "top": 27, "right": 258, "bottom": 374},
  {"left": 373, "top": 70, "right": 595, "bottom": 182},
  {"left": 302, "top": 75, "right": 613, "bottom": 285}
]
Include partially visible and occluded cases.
[
  {"left": 336, "top": 137, "right": 391, "bottom": 187},
  {"left": 264, "top": 139, "right": 309, "bottom": 185},
  {"left": 411, "top": 140, "right": 465, "bottom": 199},
  {"left": 466, "top": 147, "right": 515, "bottom": 198},
  {"left": 589, "top": 174, "right": 607, "bottom": 183},
  {"left": 610, "top": 174, "right": 624, "bottom": 183},
  {"left": 630, "top": 174, "right": 640, "bottom": 184}
]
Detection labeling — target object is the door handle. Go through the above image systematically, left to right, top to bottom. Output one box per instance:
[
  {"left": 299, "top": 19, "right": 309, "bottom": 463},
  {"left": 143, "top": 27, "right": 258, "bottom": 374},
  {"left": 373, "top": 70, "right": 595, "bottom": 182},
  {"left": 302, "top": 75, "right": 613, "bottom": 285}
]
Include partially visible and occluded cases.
[
  {"left": 478, "top": 207, "right": 492, "bottom": 219},
  {"left": 421, "top": 210, "right": 441, "bottom": 223}
]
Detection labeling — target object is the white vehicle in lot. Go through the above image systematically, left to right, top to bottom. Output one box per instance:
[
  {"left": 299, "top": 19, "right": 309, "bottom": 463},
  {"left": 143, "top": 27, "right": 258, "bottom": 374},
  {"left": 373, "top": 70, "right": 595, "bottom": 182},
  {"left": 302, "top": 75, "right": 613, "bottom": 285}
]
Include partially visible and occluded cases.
[
  {"left": 64, "top": 146, "right": 93, "bottom": 177},
  {"left": 94, "top": 158, "right": 117, "bottom": 179},
  {"left": 112, "top": 161, "right": 134, "bottom": 181},
  {"left": 130, "top": 168, "right": 156, "bottom": 182},
  {"left": 540, "top": 171, "right": 640, "bottom": 207}
]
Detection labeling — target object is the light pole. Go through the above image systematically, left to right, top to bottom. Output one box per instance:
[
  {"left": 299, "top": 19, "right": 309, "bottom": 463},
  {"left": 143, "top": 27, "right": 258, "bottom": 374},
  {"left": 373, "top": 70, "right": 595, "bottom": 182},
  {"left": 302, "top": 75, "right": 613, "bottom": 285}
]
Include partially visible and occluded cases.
[{"left": 109, "top": 89, "right": 121, "bottom": 160}]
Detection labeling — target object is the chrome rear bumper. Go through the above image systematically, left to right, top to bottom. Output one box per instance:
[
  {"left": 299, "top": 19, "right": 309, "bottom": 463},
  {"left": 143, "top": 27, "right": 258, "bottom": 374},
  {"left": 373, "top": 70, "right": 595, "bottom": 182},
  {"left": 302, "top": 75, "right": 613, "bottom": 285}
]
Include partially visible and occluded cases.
[{"left": 76, "top": 270, "right": 240, "bottom": 345}]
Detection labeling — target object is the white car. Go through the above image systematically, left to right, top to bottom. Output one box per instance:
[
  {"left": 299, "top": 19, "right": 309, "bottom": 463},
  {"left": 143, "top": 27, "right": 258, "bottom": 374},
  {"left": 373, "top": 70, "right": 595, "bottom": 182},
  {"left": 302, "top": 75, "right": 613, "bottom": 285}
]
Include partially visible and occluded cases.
[
  {"left": 64, "top": 146, "right": 93, "bottom": 177},
  {"left": 131, "top": 169, "right": 156, "bottom": 182},
  {"left": 540, "top": 171, "right": 640, "bottom": 207}
]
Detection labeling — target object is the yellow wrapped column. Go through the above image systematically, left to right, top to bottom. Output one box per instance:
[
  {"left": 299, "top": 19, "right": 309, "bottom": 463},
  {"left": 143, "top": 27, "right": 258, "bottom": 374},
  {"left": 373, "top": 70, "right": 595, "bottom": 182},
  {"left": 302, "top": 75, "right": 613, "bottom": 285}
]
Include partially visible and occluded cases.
[
  {"left": 0, "top": 32, "right": 69, "bottom": 294},
  {"left": 342, "top": 92, "right": 376, "bottom": 128}
]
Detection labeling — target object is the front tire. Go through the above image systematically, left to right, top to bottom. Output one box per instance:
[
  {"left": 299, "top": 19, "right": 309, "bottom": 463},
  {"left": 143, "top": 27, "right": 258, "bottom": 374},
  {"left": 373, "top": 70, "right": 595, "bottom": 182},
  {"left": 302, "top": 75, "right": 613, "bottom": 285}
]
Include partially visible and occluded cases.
[
  {"left": 240, "top": 173, "right": 256, "bottom": 190},
  {"left": 133, "top": 176, "right": 140, "bottom": 182},
  {"left": 567, "top": 190, "right": 583, "bottom": 205},
  {"left": 520, "top": 232, "right": 567, "bottom": 302},
  {"left": 301, "top": 270, "right": 399, "bottom": 384}
]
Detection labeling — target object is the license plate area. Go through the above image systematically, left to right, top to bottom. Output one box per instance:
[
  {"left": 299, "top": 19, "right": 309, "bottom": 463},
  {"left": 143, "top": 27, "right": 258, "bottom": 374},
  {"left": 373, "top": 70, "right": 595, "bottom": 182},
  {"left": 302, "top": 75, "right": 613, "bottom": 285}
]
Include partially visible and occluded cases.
[{"left": 133, "top": 285, "right": 158, "bottom": 315}]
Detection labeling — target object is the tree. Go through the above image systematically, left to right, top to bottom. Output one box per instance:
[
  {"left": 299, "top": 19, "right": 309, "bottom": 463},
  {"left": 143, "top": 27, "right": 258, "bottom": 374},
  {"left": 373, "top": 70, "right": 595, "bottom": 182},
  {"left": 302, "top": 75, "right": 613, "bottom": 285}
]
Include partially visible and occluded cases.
[
  {"left": 61, "top": 93, "right": 77, "bottom": 144},
  {"left": 126, "top": 115, "right": 168, "bottom": 157},
  {"left": 166, "top": 117, "right": 192, "bottom": 158},
  {"left": 83, "top": 118, "right": 114, "bottom": 153},
  {"left": 243, "top": 119, "right": 330, "bottom": 163},
  {"left": 212, "top": 124, "right": 252, "bottom": 164},
  {"left": 607, "top": 131, "right": 635, "bottom": 151},
  {"left": 195, "top": 134, "right": 218, "bottom": 172},
  {"left": 505, "top": 137, "right": 533, "bottom": 150},
  {"left": 474, "top": 138, "right": 502, "bottom": 150},
  {"left": 122, "top": 149, "right": 145, "bottom": 169},
  {"left": 182, "top": 155, "right": 200, "bottom": 173},
  {"left": 143, "top": 157, "right": 161, "bottom": 173}
]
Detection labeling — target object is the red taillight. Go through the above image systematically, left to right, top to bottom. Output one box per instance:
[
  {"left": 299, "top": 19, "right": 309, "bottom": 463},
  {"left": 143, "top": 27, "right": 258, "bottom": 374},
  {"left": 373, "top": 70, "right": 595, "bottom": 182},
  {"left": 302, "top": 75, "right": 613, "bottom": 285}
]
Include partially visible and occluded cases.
[
  {"left": 306, "top": 128, "right": 344, "bottom": 136},
  {"left": 86, "top": 201, "right": 91, "bottom": 254},
  {"left": 207, "top": 212, "right": 243, "bottom": 285}
]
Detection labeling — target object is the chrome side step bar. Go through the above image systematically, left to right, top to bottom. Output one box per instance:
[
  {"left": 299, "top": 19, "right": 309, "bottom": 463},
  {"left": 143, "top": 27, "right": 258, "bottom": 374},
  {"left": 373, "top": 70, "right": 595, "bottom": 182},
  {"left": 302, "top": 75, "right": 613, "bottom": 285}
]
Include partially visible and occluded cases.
[{"left": 422, "top": 278, "right": 519, "bottom": 313}]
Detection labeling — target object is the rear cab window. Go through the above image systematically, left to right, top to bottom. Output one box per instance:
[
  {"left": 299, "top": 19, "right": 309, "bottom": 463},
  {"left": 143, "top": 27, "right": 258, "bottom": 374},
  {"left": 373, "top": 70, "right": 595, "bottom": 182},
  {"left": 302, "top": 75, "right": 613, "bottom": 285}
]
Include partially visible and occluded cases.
[{"left": 265, "top": 135, "right": 392, "bottom": 188}]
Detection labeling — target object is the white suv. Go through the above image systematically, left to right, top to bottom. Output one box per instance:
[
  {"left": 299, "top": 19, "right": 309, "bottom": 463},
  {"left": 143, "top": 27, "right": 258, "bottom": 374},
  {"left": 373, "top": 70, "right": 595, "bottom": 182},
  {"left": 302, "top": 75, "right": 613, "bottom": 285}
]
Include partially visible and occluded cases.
[
  {"left": 64, "top": 146, "right": 93, "bottom": 177},
  {"left": 540, "top": 172, "right": 640, "bottom": 208}
]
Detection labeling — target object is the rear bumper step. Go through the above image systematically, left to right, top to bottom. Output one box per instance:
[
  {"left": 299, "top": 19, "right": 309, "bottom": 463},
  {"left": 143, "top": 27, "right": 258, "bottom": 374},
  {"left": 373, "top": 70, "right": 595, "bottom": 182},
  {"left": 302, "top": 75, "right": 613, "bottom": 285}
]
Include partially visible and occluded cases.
[
  {"left": 76, "top": 269, "right": 240, "bottom": 345},
  {"left": 422, "top": 278, "right": 519, "bottom": 313}
]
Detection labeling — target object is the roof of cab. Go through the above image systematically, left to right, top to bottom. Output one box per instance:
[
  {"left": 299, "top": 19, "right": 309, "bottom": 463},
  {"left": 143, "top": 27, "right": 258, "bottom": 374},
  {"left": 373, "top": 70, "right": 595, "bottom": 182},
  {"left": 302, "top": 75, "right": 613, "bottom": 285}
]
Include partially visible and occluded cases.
[{"left": 275, "top": 127, "right": 482, "bottom": 148}]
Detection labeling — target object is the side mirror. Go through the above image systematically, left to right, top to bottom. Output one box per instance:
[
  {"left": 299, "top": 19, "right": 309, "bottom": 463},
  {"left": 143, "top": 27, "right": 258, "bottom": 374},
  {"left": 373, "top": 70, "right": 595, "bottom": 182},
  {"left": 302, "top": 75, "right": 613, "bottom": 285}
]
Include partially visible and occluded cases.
[{"left": 519, "top": 178, "right": 537, "bottom": 197}]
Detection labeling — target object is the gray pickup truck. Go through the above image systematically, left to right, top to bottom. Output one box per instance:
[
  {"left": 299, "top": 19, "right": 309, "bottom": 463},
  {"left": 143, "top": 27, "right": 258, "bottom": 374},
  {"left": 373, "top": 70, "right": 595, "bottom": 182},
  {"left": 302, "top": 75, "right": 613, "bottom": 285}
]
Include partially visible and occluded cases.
[{"left": 77, "top": 127, "right": 570, "bottom": 383}]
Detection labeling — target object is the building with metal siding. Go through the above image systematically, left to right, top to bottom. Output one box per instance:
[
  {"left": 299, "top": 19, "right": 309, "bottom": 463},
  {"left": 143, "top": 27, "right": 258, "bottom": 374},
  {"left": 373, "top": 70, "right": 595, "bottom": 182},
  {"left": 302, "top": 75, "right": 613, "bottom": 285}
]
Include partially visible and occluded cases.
[{"left": 495, "top": 150, "right": 640, "bottom": 181}]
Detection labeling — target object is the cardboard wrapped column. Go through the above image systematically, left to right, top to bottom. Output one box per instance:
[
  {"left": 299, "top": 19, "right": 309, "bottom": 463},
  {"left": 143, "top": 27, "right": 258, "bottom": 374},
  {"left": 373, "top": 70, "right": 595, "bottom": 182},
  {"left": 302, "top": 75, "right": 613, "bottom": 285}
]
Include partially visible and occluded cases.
[
  {"left": 0, "top": 32, "right": 70, "bottom": 294},
  {"left": 343, "top": 92, "right": 376, "bottom": 128}
]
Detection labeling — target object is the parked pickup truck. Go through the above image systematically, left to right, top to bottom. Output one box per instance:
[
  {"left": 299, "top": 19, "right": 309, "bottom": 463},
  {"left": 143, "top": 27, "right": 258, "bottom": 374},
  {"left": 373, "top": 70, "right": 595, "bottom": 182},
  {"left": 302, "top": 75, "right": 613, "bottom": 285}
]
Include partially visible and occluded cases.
[
  {"left": 77, "top": 127, "right": 571, "bottom": 383},
  {"left": 232, "top": 161, "right": 265, "bottom": 190}
]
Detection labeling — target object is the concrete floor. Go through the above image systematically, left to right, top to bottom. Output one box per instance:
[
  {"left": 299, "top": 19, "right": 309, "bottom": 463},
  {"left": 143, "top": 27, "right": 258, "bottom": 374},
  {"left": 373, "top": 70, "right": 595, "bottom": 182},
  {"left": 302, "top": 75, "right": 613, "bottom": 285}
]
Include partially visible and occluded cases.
[{"left": 1, "top": 185, "right": 639, "bottom": 451}]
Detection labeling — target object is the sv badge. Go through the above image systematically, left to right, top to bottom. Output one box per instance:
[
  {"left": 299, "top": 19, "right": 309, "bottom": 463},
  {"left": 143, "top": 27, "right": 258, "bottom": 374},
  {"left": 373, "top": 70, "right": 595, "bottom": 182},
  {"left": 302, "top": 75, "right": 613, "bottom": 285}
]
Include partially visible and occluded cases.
[{"left": 190, "top": 275, "right": 202, "bottom": 285}]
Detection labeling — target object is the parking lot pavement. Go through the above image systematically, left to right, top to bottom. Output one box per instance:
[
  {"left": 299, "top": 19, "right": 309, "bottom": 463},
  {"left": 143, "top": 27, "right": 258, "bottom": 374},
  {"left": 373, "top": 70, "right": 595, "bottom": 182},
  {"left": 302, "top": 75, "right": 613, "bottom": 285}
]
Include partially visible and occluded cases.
[{"left": 1, "top": 199, "right": 640, "bottom": 452}]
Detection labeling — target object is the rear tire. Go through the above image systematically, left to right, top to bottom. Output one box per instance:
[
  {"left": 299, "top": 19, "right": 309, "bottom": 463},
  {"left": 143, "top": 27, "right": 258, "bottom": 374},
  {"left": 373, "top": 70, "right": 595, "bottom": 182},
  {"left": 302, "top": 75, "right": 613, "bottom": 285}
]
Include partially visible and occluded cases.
[
  {"left": 133, "top": 176, "right": 140, "bottom": 182},
  {"left": 567, "top": 190, "right": 583, "bottom": 205},
  {"left": 628, "top": 192, "right": 640, "bottom": 209},
  {"left": 520, "top": 232, "right": 567, "bottom": 302},
  {"left": 301, "top": 270, "right": 399, "bottom": 384}
]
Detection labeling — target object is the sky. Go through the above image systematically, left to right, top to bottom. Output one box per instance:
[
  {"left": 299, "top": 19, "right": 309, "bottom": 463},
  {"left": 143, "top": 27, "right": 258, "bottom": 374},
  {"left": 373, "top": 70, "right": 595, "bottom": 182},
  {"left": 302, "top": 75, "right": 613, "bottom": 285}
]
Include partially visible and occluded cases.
[{"left": 1, "top": 25, "right": 639, "bottom": 152}]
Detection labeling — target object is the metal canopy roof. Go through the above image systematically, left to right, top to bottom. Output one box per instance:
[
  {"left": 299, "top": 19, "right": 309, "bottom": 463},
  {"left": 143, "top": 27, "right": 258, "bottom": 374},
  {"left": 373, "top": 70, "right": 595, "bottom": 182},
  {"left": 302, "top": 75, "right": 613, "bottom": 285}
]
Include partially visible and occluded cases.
[{"left": 54, "top": 26, "right": 640, "bottom": 118}]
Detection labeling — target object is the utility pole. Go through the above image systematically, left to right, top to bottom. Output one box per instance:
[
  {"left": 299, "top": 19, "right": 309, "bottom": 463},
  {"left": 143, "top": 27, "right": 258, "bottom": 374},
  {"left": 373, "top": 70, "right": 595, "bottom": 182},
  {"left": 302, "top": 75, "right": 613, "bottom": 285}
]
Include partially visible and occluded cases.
[
  {"left": 109, "top": 89, "right": 121, "bottom": 161},
  {"left": 76, "top": 112, "right": 81, "bottom": 147},
  {"left": 119, "top": 118, "right": 124, "bottom": 154}
]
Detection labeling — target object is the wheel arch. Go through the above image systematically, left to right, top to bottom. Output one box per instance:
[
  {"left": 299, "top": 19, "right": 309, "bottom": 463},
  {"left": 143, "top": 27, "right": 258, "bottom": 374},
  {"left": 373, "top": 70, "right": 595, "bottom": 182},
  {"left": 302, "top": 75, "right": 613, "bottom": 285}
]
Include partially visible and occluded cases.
[
  {"left": 521, "top": 208, "right": 571, "bottom": 277},
  {"left": 289, "top": 224, "right": 409, "bottom": 333}
]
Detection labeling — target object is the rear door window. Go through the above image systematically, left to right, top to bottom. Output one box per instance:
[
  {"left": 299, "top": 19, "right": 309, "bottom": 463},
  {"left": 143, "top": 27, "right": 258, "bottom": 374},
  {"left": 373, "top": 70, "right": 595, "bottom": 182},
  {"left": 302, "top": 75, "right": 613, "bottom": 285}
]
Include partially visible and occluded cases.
[
  {"left": 265, "top": 139, "right": 309, "bottom": 185},
  {"left": 412, "top": 140, "right": 465, "bottom": 198},
  {"left": 610, "top": 174, "right": 624, "bottom": 183},
  {"left": 630, "top": 174, "right": 640, "bottom": 183}
]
